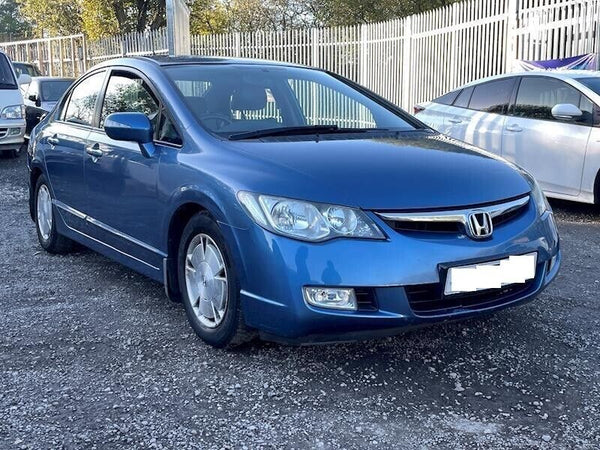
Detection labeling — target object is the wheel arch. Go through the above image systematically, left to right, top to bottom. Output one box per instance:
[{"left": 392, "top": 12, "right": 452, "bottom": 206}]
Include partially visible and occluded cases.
[{"left": 163, "top": 189, "right": 242, "bottom": 302}]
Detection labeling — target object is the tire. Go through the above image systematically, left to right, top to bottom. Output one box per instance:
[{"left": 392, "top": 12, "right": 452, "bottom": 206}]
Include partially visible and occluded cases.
[
  {"left": 34, "top": 175, "right": 75, "bottom": 254},
  {"left": 177, "top": 212, "right": 255, "bottom": 348}
]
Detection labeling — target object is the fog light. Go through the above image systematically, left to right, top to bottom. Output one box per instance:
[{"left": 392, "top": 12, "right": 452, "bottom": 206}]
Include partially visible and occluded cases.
[
  {"left": 9, "top": 128, "right": 21, "bottom": 136},
  {"left": 303, "top": 287, "right": 357, "bottom": 311}
]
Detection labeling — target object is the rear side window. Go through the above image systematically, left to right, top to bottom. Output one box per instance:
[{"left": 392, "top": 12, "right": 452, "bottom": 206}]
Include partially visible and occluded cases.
[
  {"left": 62, "top": 71, "right": 105, "bottom": 126},
  {"left": 513, "top": 77, "right": 582, "bottom": 121},
  {"left": 468, "top": 78, "right": 515, "bottom": 114},
  {"left": 453, "top": 87, "right": 473, "bottom": 108},
  {"left": 433, "top": 90, "right": 460, "bottom": 105}
]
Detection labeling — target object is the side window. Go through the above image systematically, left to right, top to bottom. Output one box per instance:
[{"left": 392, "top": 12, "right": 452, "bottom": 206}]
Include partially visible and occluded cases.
[
  {"left": 62, "top": 71, "right": 105, "bottom": 126},
  {"left": 100, "top": 72, "right": 159, "bottom": 128},
  {"left": 513, "top": 77, "right": 583, "bottom": 121},
  {"left": 468, "top": 78, "right": 515, "bottom": 114},
  {"left": 288, "top": 79, "right": 376, "bottom": 128},
  {"left": 453, "top": 87, "right": 474, "bottom": 108},
  {"left": 433, "top": 90, "right": 460, "bottom": 105},
  {"left": 156, "top": 111, "right": 183, "bottom": 146}
]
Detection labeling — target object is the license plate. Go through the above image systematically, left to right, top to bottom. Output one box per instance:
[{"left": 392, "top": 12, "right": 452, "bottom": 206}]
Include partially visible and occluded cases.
[{"left": 444, "top": 253, "right": 537, "bottom": 296}]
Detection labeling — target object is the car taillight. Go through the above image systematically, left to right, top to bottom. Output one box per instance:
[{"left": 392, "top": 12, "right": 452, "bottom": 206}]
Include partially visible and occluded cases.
[{"left": 413, "top": 105, "right": 425, "bottom": 115}]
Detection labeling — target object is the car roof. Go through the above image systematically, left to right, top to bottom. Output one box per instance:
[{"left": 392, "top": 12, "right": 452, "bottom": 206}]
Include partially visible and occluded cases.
[
  {"left": 94, "top": 55, "right": 310, "bottom": 71},
  {"left": 460, "top": 70, "right": 600, "bottom": 88},
  {"left": 32, "top": 76, "right": 74, "bottom": 82}
]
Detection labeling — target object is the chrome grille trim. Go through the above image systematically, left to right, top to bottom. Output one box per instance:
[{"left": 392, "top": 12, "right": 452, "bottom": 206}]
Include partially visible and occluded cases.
[{"left": 376, "top": 195, "right": 530, "bottom": 230}]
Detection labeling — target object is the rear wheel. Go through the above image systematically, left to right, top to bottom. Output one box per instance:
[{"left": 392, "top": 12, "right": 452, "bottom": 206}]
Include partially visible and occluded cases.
[
  {"left": 34, "top": 176, "right": 74, "bottom": 253},
  {"left": 177, "top": 212, "right": 255, "bottom": 348}
]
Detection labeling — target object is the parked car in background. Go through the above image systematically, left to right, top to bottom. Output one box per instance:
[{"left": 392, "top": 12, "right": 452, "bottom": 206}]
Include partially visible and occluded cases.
[
  {"left": 0, "top": 51, "right": 31, "bottom": 157},
  {"left": 28, "top": 57, "right": 560, "bottom": 347},
  {"left": 12, "top": 61, "right": 43, "bottom": 78},
  {"left": 416, "top": 71, "right": 600, "bottom": 205},
  {"left": 23, "top": 77, "right": 74, "bottom": 137}
]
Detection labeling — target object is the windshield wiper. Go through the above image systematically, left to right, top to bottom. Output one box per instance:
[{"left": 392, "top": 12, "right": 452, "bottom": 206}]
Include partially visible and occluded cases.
[
  {"left": 0, "top": 83, "right": 17, "bottom": 89},
  {"left": 228, "top": 125, "right": 390, "bottom": 141}
]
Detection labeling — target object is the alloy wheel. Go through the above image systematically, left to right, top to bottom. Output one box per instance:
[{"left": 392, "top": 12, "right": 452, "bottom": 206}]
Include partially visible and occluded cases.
[{"left": 184, "top": 233, "right": 228, "bottom": 328}]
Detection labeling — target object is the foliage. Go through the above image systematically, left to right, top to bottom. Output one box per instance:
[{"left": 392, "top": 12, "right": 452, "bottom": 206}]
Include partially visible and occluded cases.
[
  {"left": 0, "top": 0, "right": 32, "bottom": 41},
  {"left": 15, "top": 0, "right": 460, "bottom": 40},
  {"left": 17, "top": 0, "right": 82, "bottom": 37}
]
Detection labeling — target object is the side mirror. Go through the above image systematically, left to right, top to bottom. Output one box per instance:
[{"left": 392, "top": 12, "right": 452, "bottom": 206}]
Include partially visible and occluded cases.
[
  {"left": 18, "top": 73, "right": 32, "bottom": 86},
  {"left": 551, "top": 103, "right": 582, "bottom": 121},
  {"left": 104, "top": 112, "right": 156, "bottom": 158}
]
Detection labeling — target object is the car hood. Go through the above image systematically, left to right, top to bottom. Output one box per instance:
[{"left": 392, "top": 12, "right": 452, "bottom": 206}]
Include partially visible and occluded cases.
[{"left": 223, "top": 131, "right": 531, "bottom": 210}]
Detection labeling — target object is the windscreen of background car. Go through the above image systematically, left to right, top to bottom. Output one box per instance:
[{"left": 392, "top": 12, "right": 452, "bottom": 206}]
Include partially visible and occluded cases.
[
  {"left": 0, "top": 54, "right": 17, "bottom": 89},
  {"left": 165, "top": 64, "right": 415, "bottom": 136},
  {"left": 41, "top": 80, "right": 73, "bottom": 102}
]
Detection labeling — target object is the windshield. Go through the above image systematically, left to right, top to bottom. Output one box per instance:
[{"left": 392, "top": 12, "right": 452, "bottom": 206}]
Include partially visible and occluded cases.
[
  {"left": 0, "top": 54, "right": 17, "bottom": 89},
  {"left": 13, "top": 62, "right": 42, "bottom": 77},
  {"left": 165, "top": 64, "right": 416, "bottom": 138},
  {"left": 578, "top": 77, "right": 600, "bottom": 96},
  {"left": 41, "top": 80, "right": 73, "bottom": 102}
]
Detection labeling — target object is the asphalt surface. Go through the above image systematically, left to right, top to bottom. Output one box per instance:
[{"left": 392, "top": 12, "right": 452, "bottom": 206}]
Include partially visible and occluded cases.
[{"left": 1, "top": 152, "right": 599, "bottom": 449}]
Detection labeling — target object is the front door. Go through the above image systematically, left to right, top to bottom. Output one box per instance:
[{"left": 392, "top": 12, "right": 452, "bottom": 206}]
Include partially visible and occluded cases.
[
  {"left": 84, "top": 70, "right": 165, "bottom": 269},
  {"left": 502, "top": 76, "right": 593, "bottom": 197}
]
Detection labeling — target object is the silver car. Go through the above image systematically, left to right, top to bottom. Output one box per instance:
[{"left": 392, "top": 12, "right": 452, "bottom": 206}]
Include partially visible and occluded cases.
[{"left": 416, "top": 71, "right": 600, "bottom": 205}]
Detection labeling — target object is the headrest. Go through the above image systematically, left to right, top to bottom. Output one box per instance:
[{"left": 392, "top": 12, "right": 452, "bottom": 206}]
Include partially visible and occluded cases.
[{"left": 230, "top": 86, "right": 267, "bottom": 111}]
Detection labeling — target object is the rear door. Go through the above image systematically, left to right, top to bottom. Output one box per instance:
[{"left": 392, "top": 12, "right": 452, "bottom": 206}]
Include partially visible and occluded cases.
[
  {"left": 42, "top": 70, "right": 106, "bottom": 230},
  {"left": 502, "top": 76, "right": 593, "bottom": 196},
  {"left": 445, "top": 78, "right": 516, "bottom": 156},
  {"left": 416, "top": 90, "right": 461, "bottom": 132}
]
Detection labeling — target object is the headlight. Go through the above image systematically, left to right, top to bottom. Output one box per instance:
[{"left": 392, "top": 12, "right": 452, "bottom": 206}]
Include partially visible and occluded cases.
[
  {"left": 1, "top": 105, "right": 25, "bottom": 119},
  {"left": 520, "top": 170, "right": 550, "bottom": 216},
  {"left": 237, "top": 192, "right": 385, "bottom": 242}
]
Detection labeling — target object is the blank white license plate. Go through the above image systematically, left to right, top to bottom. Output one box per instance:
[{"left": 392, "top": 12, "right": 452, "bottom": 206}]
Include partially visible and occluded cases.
[{"left": 444, "top": 253, "right": 537, "bottom": 296}]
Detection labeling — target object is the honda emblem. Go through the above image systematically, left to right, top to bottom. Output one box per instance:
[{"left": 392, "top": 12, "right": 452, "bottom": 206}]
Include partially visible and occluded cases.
[{"left": 467, "top": 211, "right": 493, "bottom": 239}]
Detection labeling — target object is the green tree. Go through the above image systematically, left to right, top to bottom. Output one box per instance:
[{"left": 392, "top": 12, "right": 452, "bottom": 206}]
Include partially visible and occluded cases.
[
  {"left": 0, "top": 0, "right": 32, "bottom": 41},
  {"left": 18, "top": 0, "right": 82, "bottom": 37},
  {"left": 190, "top": 0, "right": 231, "bottom": 35}
]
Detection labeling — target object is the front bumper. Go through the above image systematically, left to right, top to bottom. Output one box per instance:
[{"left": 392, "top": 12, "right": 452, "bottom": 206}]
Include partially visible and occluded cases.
[
  {"left": 0, "top": 119, "right": 26, "bottom": 151},
  {"left": 229, "top": 200, "right": 560, "bottom": 344}
]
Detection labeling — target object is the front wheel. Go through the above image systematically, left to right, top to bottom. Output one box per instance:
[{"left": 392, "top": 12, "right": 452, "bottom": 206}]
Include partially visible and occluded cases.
[
  {"left": 34, "top": 176, "right": 74, "bottom": 254},
  {"left": 177, "top": 212, "right": 255, "bottom": 348}
]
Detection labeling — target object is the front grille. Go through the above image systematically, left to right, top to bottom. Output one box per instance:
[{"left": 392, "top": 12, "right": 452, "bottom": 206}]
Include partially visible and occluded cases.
[
  {"left": 376, "top": 196, "right": 530, "bottom": 237},
  {"left": 405, "top": 279, "right": 535, "bottom": 316}
]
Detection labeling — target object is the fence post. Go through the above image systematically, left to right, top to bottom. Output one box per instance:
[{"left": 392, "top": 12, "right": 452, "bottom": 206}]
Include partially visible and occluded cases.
[
  {"left": 505, "top": 0, "right": 519, "bottom": 72},
  {"left": 449, "top": 3, "right": 459, "bottom": 90},
  {"left": 401, "top": 16, "right": 412, "bottom": 111},
  {"left": 360, "top": 24, "right": 368, "bottom": 86},
  {"left": 311, "top": 28, "right": 319, "bottom": 67},
  {"left": 235, "top": 32, "right": 241, "bottom": 57},
  {"left": 81, "top": 35, "right": 88, "bottom": 72},
  {"left": 47, "top": 40, "right": 53, "bottom": 76}
]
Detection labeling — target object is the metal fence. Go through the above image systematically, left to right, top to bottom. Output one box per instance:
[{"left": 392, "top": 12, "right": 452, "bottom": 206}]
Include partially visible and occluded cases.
[{"left": 1, "top": 0, "right": 599, "bottom": 109}]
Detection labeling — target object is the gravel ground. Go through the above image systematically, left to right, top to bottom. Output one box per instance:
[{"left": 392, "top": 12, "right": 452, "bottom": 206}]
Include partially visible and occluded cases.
[{"left": 1, "top": 152, "right": 599, "bottom": 449}]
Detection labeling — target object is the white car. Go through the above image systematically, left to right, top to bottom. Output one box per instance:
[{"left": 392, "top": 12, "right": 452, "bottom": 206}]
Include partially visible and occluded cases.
[
  {"left": 0, "top": 51, "right": 30, "bottom": 157},
  {"left": 416, "top": 71, "right": 600, "bottom": 205}
]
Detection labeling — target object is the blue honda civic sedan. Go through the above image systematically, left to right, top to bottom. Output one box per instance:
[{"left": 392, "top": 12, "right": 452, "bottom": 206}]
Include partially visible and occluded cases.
[{"left": 27, "top": 56, "right": 560, "bottom": 347}]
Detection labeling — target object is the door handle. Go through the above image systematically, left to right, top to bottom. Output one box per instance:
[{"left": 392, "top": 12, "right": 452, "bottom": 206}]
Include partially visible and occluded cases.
[
  {"left": 448, "top": 118, "right": 462, "bottom": 124},
  {"left": 505, "top": 124, "right": 523, "bottom": 132},
  {"left": 47, "top": 136, "right": 59, "bottom": 146},
  {"left": 85, "top": 143, "right": 104, "bottom": 158}
]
